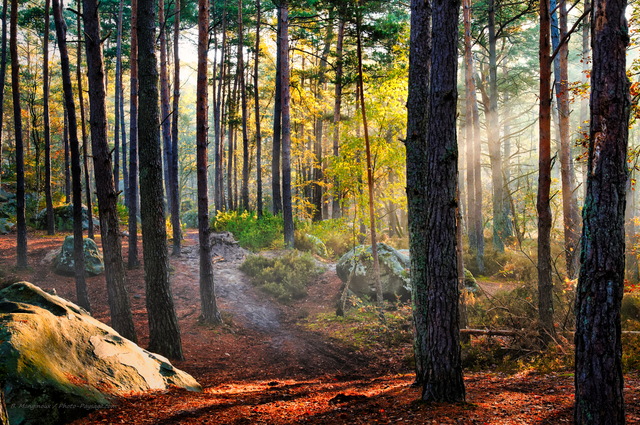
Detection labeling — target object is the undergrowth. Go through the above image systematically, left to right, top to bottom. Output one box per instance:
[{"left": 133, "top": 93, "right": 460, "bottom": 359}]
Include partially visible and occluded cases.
[
  {"left": 211, "top": 210, "right": 284, "bottom": 251},
  {"left": 239, "top": 250, "right": 324, "bottom": 303}
]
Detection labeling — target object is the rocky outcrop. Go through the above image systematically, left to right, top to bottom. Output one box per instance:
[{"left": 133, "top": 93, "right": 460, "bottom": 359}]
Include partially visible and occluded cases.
[
  {"left": 33, "top": 204, "right": 98, "bottom": 232},
  {"left": 55, "top": 236, "right": 105, "bottom": 276},
  {"left": 336, "top": 243, "right": 411, "bottom": 300},
  {"left": 0, "top": 282, "right": 201, "bottom": 425}
]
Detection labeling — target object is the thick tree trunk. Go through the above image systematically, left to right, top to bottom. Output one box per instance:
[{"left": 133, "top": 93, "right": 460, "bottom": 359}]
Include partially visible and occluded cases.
[
  {"left": 10, "top": 0, "right": 26, "bottom": 268},
  {"left": 43, "top": 0, "right": 54, "bottom": 235},
  {"left": 53, "top": 0, "right": 90, "bottom": 312},
  {"left": 77, "top": 0, "right": 94, "bottom": 241},
  {"left": 82, "top": 0, "right": 136, "bottom": 342},
  {"left": 127, "top": 0, "right": 139, "bottom": 268},
  {"left": 138, "top": 0, "right": 184, "bottom": 360},
  {"left": 170, "top": 0, "right": 181, "bottom": 256},
  {"left": 197, "top": 0, "right": 222, "bottom": 324},
  {"left": 254, "top": 0, "right": 263, "bottom": 217},
  {"left": 406, "top": 0, "right": 431, "bottom": 385},
  {"left": 422, "top": 0, "right": 465, "bottom": 402},
  {"left": 537, "top": 0, "right": 554, "bottom": 342},
  {"left": 574, "top": 0, "right": 629, "bottom": 422},
  {"left": 279, "top": 1, "right": 294, "bottom": 247},
  {"left": 272, "top": 4, "right": 283, "bottom": 215},
  {"left": 331, "top": 19, "right": 344, "bottom": 219}
]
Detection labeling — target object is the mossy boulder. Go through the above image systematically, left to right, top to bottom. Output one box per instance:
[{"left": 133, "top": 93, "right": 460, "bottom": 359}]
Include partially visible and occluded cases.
[
  {"left": 0, "top": 199, "right": 16, "bottom": 219},
  {"left": 34, "top": 204, "right": 98, "bottom": 232},
  {"left": 0, "top": 218, "right": 14, "bottom": 235},
  {"left": 55, "top": 236, "right": 105, "bottom": 276},
  {"left": 337, "top": 243, "right": 411, "bottom": 301},
  {"left": 337, "top": 245, "right": 479, "bottom": 301},
  {"left": 0, "top": 282, "right": 201, "bottom": 425}
]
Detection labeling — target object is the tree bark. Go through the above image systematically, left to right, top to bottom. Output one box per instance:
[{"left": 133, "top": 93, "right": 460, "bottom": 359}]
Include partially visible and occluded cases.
[
  {"left": 0, "top": 0, "right": 6, "bottom": 189},
  {"left": 10, "top": 0, "right": 26, "bottom": 268},
  {"left": 43, "top": 0, "right": 54, "bottom": 236},
  {"left": 53, "top": 0, "right": 90, "bottom": 312},
  {"left": 77, "top": 0, "right": 94, "bottom": 241},
  {"left": 82, "top": 0, "right": 136, "bottom": 341},
  {"left": 128, "top": 0, "right": 140, "bottom": 268},
  {"left": 138, "top": 0, "right": 184, "bottom": 360},
  {"left": 159, "top": 0, "right": 172, "bottom": 210},
  {"left": 170, "top": 0, "right": 181, "bottom": 256},
  {"left": 197, "top": 0, "right": 222, "bottom": 324},
  {"left": 238, "top": 0, "right": 250, "bottom": 211},
  {"left": 254, "top": 0, "right": 263, "bottom": 217},
  {"left": 279, "top": 0, "right": 294, "bottom": 247},
  {"left": 406, "top": 0, "right": 431, "bottom": 386},
  {"left": 422, "top": 0, "right": 465, "bottom": 402},
  {"left": 463, "top": 0, "right": 484, "bottom": 273},
  {"left": 487, "top": 0, "right": 508, "bottom": 252},
  {"left": 537, "top": 0, "right": 554, "bottom": 342},
  {"left": 551, "top": 0, "right": 580, "bottom": 280},
  {"left": 574, "top": 0, "right": 629, "bottom": 422},
  {"left": 272, "top": 1, "right": 283, "bottom": 215},
  {"left": 113, "top": 2, "right": 123, "bottom": 199},
  {"left": 214, "top": 7, "right": 227, "bottom": 212},
  {"left": 356, "top": 10, "right": 382, "bottom": 306},
  {"left": 331, "top": 19, "right": 344, "bottom": 219},
  {"left": 64, "top": 110, "right": 71, "bottom": 203}
]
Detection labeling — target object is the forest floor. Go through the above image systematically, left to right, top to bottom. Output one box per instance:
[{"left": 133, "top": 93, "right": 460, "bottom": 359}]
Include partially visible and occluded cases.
[{"left": 1, "top": 230, "right": 640, "bottom": 424}]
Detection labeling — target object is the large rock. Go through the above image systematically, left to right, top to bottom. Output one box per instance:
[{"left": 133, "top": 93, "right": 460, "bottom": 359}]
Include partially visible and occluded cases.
[
  {"left": 34, "top": 204, "right": 98, "bottom": 232},
  {"left": 0, "top": 218, "right": 14, "bottom": 235},
  {"left": 209, "top": 231, "right": 248, "bottom": 262},
  {"left": 55, "top": 236, "right": 105, "bottom": 276},
  {"left": 336, "top": 243, "right": 411, "bottom": 300},
  {"left": 337, "top": 245, "right": 478, "bottom": 301},
  {"left": 0, "top": 282, "right": 201, "bottom": 425}
]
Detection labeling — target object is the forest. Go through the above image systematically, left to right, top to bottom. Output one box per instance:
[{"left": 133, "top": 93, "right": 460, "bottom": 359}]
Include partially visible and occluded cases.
[{"left": 0, "top": 0, "right": 639, "bottom": 423}]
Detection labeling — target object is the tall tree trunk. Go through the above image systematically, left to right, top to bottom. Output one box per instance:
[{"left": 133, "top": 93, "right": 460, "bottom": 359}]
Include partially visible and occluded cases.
[
  {"left": 0, "top": 0, "right": 6, "bottom": 189},
  {"left": 10, "top": 0, "right": 26, "bottom": 268},
  {"left": 43, "top": 0, "right": 54, "bottom": 235},
  {"left": 53, "top": 0, "right": 90, "bottom": 311},
  {"left": 77, "top": 0, "right": 94, "bottom": 240},
  {"left": 82, "top": 0, "right": 137, "bottom": 342},
  {"left": 128, "top": 0, "right": 140, "bottom": 268},
  {"left": 137, "top": 0, "right": 184, "bottom": 360},
  {"left": 159, "top": 0, "right": 172, "bottom": 209},
  {"left": 170, "top": 0, "right": 181, "bottom": 256},
  {"left": 197, "top": 0, "right": 222, "bottom": 324},
  {"left": 238, "top": 0, "right": 250, "bottom": 211},
  {"left": 254, "top": 0, "right": 263, "bottom": 217},
  {"left": 279, "top": 0, "right": 293, "bottom": 247},
  {"left": 406, "top": 0, "right": 430, "bottom": 386},
  {"left": 422, "top": 0, "right": 465, "bottom": 402},
  {"left": 463, "top": 0, "right": 484, "bottom": 273},
  {"left": 487, "top": 0, "right": 508, "bottom": 252},
  {"left": 537, "top": 0, "right": 554, "bottom": 342},
  {"left": 551, "top": 0, "right": 580, "bottom": 279},
  {"left": 575, "top": 0, "right": 629, "bottom": 422},
  {"left": 579, "top": 0, "right": 591, "bottom": 196},
  {"left": 113, "top": 2, "right": 123, "bottom": 199},
  {"left": 272, "top": 2, "right": 283, "bottom": 215},
  {"left": 214, "top": 7, "right": 227, "bottom": 212},
  {"left": 119, "top": 10, "right": 128, "bottom": 211},
  {"left": 355, "top": 11, "right": 382, "bottom": 305},
  {"left": 312, "top": 16, "right": 333, "bottom": 222},
  {"left": 331, "top": 19, "right": 344, "bottom": 219},
  {"left": 64, "top": 112, "right": 71, "bottom": 203}
]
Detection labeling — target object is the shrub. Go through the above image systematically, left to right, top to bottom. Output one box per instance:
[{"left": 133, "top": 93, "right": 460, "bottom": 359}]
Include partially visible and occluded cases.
[
  {"left": 181, "top": 210, "right": 199, "bottom": 229},
  {"left": 211, "top": 210, "right": 283, "bottom": 251},
  {"left": 298, "top": 218, "right": 355, "bottom": 259},
  {"left": 239, "top": 250, "right": 324, "bottom": 303}
]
